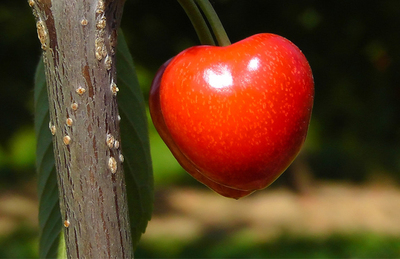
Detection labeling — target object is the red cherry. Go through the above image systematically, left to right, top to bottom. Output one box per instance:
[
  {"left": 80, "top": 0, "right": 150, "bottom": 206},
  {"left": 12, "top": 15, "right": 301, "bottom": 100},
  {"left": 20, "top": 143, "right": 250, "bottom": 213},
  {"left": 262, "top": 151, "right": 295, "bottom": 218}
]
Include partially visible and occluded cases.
[
  {"left": 150, "top": 33, "right": 314, "bottom": 198},
  {"left": 150, "top": 59, "right": 254, "bottom": 199}
]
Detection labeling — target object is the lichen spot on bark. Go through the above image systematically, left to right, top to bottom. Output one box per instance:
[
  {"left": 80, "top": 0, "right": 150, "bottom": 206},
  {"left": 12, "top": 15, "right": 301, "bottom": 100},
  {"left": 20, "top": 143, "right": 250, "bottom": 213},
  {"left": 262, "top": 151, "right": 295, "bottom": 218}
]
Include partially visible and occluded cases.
[
  {"left": 96, "top": 0, "right": 105, "bottom": 14},
  {"left": 96, "top": 17, "right": 106, "bottom": 29},
  {"left": 81, "top": 18, "right": 88, "bottom": 26},
  {"left": 36, "top": 20, "right": 48, "bottom": 50},
  {"left": 109, "top": 30, "right": 118, "bottom": 55},
  {"left": 95, "top": 38, "right": 105, "bottom": 61},
  {"left": 105, "top": 55, "right": 112, "bottom": 70},
  {"left": 111, "top": 81, "right": 119, "bottom": 96},
  {"left": 76, "top": 87, "right": 86, "bottom": 95},
  {"left": 71, "top": 102, "right": 79, "bottom": 111},
  {"left": 66, "top": 118, "right": 73, "bottom": 126},
  {"left": 49, "top": 122, "right": 56, "bottom": 135},
  {"left": 106, "top": 134, "right": 115, "bottom": 149},
  {"left": 63, "top": 136, "right": 71, "bottom": 145},
  {"left": 108, "top": 157, "right": 117, "bottom": 174},
  {"left": 64, "top": 220, "right": 70, "bottom": 228}
]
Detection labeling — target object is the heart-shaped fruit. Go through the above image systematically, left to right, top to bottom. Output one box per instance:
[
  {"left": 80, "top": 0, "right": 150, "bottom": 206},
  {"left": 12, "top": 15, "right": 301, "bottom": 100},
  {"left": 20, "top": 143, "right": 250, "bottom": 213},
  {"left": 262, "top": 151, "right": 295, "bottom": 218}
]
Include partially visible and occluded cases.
[{"left": 150, "top": 33, "right": 314, "bottom": 199}]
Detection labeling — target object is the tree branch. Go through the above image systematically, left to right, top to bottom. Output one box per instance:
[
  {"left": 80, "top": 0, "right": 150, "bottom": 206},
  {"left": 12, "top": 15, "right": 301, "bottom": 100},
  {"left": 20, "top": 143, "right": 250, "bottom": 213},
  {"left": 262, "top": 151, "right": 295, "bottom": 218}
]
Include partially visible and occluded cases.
[{"left": 30, "top": 0, "right": 132, "bottom": 257}]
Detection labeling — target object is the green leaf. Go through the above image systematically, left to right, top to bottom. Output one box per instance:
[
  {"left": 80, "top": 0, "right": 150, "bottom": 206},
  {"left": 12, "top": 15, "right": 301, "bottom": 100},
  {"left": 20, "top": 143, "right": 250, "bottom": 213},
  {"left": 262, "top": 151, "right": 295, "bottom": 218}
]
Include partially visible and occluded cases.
[
  {"left": 34, "top": 30, "right": 154, "bottom": 257},
  {"left": 117, "top": 30, "right": 154, "bottom": 248},
  {"left": 34, "top": 58, "right": 62, "bottom": 259}
]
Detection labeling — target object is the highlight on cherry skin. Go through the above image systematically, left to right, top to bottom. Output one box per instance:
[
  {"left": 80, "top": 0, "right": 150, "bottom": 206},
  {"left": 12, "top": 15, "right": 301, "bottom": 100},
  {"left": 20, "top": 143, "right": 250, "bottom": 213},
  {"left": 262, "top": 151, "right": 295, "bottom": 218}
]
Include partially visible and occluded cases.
[{"left": 149, "top": 33, "right": 314, "bottom": 199}]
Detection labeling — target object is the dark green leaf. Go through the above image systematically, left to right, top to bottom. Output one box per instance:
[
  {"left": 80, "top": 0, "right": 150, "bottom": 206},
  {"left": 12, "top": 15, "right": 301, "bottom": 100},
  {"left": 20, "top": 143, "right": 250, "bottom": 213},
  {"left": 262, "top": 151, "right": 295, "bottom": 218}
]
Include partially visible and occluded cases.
[
  {"left": 117, "top": 30, "right": 154, "bottom": 249},
  {"left": 34, "top": 58, "right": 62, "bottom": 259}
]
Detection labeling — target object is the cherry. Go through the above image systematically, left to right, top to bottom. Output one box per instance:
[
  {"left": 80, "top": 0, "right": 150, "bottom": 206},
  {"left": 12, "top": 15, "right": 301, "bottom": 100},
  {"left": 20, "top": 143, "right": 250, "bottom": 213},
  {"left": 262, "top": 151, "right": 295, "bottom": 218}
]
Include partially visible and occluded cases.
[
  {"left": 150, "top": 33, "right": 314, "bottom": 198},
  {"left": 150, "top": 59, "right": 254, "bottom": 199}
]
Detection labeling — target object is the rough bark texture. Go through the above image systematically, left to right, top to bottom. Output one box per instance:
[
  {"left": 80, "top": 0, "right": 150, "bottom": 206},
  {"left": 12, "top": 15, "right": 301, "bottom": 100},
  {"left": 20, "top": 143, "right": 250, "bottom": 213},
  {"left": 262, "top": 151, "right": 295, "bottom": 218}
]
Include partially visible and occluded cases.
[{"left": 30, "top": 0, "right": 132, "bottom": 258}]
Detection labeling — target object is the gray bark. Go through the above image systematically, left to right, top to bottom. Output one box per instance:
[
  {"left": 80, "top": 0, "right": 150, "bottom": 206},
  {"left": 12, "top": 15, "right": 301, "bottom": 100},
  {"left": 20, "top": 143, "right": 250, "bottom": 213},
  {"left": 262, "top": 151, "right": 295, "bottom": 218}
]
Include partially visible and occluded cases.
[{"left": 30, "top": 0, "right": 132, "bottom": 258}]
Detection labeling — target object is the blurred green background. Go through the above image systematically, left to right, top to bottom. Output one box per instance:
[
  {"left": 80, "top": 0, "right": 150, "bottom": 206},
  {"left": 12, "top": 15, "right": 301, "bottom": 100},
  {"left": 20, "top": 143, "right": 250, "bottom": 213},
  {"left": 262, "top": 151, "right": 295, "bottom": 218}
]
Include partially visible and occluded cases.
[{"left": 1, "top": 0, "right": 400, "bottom": 258}]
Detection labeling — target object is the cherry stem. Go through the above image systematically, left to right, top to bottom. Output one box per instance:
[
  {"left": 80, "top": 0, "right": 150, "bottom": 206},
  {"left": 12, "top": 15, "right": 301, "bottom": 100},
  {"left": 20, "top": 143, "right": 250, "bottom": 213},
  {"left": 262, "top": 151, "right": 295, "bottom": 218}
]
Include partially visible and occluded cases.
[
  {"left": 177, "top": 0, "right": 216, "bottom": 45},
  {"left": 194, "top": 0, "right": 231, "bottom": 46}
]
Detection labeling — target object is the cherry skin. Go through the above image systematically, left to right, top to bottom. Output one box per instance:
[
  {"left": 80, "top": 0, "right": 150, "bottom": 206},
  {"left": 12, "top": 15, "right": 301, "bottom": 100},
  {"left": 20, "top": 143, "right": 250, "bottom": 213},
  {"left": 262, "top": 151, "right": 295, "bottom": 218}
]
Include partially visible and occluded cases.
[
  {"left": 150, "top": 33, "right": 314, "bottom": 198},
  {"left": 150, "top": 59, "right": 254, "bottom": 199}
]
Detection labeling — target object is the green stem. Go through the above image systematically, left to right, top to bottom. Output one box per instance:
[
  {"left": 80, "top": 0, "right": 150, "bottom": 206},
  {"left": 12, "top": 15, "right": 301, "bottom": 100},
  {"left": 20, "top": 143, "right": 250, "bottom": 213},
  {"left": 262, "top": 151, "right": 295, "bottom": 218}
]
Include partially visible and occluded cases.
[
  {"left": 177, "top": 0, "right": 215, "bottom": 45},
  {"left": 195, "top": 0, "right": 231, "bottom": 46}
]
